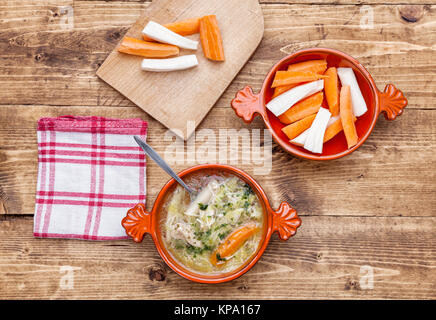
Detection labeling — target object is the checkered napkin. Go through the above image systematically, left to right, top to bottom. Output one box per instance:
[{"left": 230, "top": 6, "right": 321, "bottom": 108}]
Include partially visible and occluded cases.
[{"left": 34, "top": 116, "right": 147, "bottom": 240}]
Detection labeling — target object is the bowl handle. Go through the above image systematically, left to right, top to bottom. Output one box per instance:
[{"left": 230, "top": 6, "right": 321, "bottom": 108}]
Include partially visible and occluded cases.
[
  {"left": 378, "top": 84, "right": 408, "bottom": 120},
  {"left": 231, "top": 86, "right": 265, "bottom": 123},
  {"left": 269, "top": 201, "right": 301, "bottom": 241},
  {"left": 121, "top": 203, "right": 151, "bottom": 243}
]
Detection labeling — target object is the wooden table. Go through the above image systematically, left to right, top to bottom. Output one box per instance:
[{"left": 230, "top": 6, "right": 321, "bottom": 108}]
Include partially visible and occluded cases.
[{"left": 0, "top": 0, "right": 434, "bottom": 299}]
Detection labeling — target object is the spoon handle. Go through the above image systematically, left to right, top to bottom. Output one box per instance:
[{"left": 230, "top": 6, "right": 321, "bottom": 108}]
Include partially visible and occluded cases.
[{"left": 133, "top": 136, "right": 195, "bottom": 195}]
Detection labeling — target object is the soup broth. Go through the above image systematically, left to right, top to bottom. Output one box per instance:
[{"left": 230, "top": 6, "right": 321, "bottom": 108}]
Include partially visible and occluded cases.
[{"left": 160, "top": 172, "right": 264, "bottom": 274}]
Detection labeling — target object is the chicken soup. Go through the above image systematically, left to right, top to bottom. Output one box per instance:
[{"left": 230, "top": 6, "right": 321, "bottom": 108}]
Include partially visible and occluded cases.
[{"left": 161, "top": 172, "right": 264, "bottom": 274}]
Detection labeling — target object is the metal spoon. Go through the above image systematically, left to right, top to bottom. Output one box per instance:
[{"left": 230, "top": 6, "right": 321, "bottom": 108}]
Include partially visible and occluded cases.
[{"left": 133, "top": 136, "right": 196, "bottom": 197}]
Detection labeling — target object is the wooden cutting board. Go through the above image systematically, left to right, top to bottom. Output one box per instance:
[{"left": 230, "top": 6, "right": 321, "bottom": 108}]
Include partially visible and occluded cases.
[{"left": 96, "top": 0, "right": 264, "bottom": 140}]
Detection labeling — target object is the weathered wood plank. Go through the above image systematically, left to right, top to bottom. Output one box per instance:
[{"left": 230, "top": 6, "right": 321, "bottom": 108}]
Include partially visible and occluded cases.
[
  {"left": 0, "top": 0, "right": 434, "bottom": 302},
  {"left": 52, "top": 1, "right": 436, "bottom": 5},
  {"left": 260, "top": 1, "right": 433, "bottom": 5},
  {"left": 0, "top": 2, "right": 434, "bottom": 108},
  {"left": 0, "top": 105, "right": 434, "bottom": 217},
  {"left": 0, "top": 215, "right": 433, "bottom": 299}
]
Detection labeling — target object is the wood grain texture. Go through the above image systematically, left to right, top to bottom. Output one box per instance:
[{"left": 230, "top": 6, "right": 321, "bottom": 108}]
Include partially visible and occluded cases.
[
  {"left": 0, "top": 0, "right": 435, "bottom": 300},
  {"left": 96, "top": 0, "right": 263, "bottom": 140},
  {"left": 77, "top": 1, "right": 435, "bottom": 5},
  {"left": 261, "top": 1, "right": 432, "bottom": 4},
  {"left": 0, "top": 2, "right": 434, "bottom": 109},
  {"left": 0, "top": 105, "right": 435, "bottom": 217},
  {"left": 0, "top": 215, "right": 434, "bottom": 299}
]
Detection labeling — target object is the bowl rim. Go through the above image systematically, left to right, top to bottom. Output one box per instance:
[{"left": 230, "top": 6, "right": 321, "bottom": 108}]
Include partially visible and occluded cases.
[
  {"left": 259, "top": 47, "right": 380, "bottom": 161},
  {"left": 148, "top": 164, "right": 276, "bottom": 284}
]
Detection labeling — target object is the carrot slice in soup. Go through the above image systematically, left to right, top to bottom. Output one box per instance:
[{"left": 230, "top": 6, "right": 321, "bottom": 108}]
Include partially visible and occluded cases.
[
  {"left": 199, "top": 15, "right": 225, "bottom": 61},
  {"left": 142, "top": 17, "right": 200, "bottom": 41},
  {"left": 118, "top": 36, "right": 179, "bottom": 58},
  {"left": 271, "top": 60, "right": 327, "bottom": 98},
  {"left": 324, "top": 67, "right": 339, "bottom": 116},
  {"left": 271, "top": 71, "right": 327, "bottom": 88},
  {"left": 339, "top": 86, "right": 358, "bottom": 148},
  {"left": 278, "top": 91, "right": 323, "bottom": 124},
  {"left": 282, "top": 114, "right": 316, "bottom": 140},
  {"left": 210, "top": 223, "right": 259, "bottom": 266}
]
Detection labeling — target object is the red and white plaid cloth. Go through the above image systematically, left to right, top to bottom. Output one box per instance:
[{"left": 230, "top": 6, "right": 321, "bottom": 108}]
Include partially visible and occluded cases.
[{"left": 34, "top": 116, "right": 147, "bottom": 240}]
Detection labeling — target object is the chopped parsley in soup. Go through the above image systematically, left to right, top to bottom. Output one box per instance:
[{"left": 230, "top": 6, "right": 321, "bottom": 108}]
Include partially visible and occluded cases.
[{"left": 161, "top": 173, "right": 264, "bottom": 274}]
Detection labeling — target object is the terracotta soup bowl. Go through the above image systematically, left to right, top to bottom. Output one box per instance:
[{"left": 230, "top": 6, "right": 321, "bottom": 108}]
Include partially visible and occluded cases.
[
  {"left": 231, "top": 48, "right": 408, "bottom": 160},
  {"left": 121, "top": 164, "right": 301, "bottom": 283}
]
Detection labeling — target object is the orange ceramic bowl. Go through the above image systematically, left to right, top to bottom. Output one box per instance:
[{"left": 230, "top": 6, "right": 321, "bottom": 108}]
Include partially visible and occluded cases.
[
  {"left": 231, "top": 48, "right": 408, "bottom": 160},
  {"left": 121, "top": 164, "right": 301, "bottom": 283}
]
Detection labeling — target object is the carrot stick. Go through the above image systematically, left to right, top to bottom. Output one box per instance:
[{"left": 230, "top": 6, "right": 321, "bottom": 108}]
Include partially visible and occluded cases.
[
  {"left": 199, "top": 15, "right": 225, "bottom": 61},
  {"left": 142, "top": 17, "right": 200, "bottom": 41},
  {"left": 118, "top": 36, "right": 179, "bottom": 58},
  {"left": 287, "top": 59, "right": 327, "bottom": 74},
  {"left": 271, "top": 60, "right": 327, "bottom": 98},
  {"left": 324, "top": 67, "right": 339, "bottom": 116},
  {"left": 271, "top": 71, "right": 327, "bottom": 88},
  {"left": 268, "top": 81, "right": 324, "bottom": 117},
  {"left": 272, "top": 83, "right": 299, "bottom": 99},
  {"left": 340, "top": 86, "right": 358, "bottom": 148},
  {"left": 278, "top": 91, "right": 323, "bottom": 124},
  {"left": 282, "top": 114, "right": 316, "bottom": 140},
  {"left": 323, "top": 115, "right": 357, "bottom": 143},
  {"left": 323, "top": 116, "right": 342, "bottom": 143},
  {"left": 210, "top": 223, "right": 259, "bottom": 266}
]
